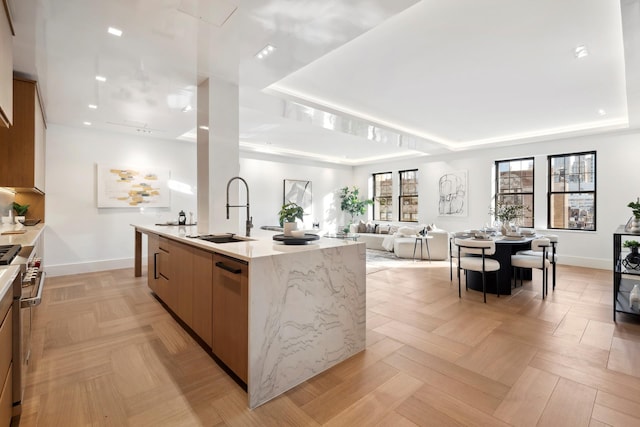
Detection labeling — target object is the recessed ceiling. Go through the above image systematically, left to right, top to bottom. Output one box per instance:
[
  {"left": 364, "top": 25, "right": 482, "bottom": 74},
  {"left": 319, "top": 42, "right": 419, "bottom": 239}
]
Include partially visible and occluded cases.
[{"left": 9, "top": 0, "right": 635, "bottom": 165}]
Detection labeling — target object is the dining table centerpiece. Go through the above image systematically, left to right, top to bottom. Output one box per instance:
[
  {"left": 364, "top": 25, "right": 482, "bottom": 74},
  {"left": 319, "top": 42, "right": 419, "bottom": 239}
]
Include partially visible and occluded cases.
[{"left": 490, "top": 201, "right": 528, "bottom": 235}]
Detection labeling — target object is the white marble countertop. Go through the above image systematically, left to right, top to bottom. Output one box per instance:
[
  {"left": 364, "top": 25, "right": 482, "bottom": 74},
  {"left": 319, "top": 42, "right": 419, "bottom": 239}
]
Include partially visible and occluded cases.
[
  {"left": 0, "top": 223, "right": 45, "bottom": 247},
  {"left": 132, "top": 224, "right": 363, "bottom": 262},
  {"left": 0, "top": 265, "right": 20, "bottom": 301}
]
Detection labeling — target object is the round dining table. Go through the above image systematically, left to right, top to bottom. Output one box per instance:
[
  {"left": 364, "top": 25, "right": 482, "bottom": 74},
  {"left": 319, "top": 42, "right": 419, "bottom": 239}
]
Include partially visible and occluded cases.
[{"left": 463, "top": 235, "right": 536, "bottom": 296}]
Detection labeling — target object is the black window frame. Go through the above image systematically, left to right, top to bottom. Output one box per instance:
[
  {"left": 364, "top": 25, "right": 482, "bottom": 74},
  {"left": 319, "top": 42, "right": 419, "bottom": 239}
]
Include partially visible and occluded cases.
[
  {"left": 547, "top": 151, "right": 596, "bottom": 231},
  {"left": 494, "top": 157, "right": 535, "bottom": 228},
  {"left": 398, "top": 169, "right": 418, "bottom": 222},
  {"left": 373, "top": 172, "right": 393, "bottom": 221}
]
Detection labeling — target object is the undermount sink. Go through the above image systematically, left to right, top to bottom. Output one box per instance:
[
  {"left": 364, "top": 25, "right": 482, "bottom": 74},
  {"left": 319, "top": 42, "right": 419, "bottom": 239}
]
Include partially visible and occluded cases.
[{"left": 197, "top": 235, "right": 247, "bottom": 244}]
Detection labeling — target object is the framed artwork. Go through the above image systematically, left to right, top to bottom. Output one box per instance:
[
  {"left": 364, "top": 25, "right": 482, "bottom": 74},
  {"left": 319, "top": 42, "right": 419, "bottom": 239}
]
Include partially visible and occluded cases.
[
  {"left": 97, "top": 165, "right": 171, "bottom": 208},
  {"left": 438, "top": 170, "right": 467, "bottom": 216},
  {"left": 283, "top": 179, "right": 312, "bottom": 214}
]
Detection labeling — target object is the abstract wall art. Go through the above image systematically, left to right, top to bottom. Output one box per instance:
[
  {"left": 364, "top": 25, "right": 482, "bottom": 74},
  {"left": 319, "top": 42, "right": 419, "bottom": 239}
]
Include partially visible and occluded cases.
[
  {"left": 97, "top": 165, "right": 171, "bottom": 208},
  {"left": 438, "top": 170, "right": 467, "bottom": 216},
  {"left": 283, "top": 179, "right": 312, "bottom": 214}
]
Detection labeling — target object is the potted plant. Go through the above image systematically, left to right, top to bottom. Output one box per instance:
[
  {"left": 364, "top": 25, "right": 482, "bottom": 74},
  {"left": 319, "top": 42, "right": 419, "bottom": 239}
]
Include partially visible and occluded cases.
[
  {"left": 339, "top": 186, "right": 373, "bottom": 232},
  {"left": 12, "top": 202, "right": 29, "bottom": 224},
  {"left": 278, "top": 202, "right": 304, "bottom": 236}
]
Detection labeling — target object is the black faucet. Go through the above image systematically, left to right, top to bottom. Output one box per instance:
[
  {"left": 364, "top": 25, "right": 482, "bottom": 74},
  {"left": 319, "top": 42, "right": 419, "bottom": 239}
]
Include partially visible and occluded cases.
[{"left": 226, "top": 176, "right": 253, "bottom": 237}]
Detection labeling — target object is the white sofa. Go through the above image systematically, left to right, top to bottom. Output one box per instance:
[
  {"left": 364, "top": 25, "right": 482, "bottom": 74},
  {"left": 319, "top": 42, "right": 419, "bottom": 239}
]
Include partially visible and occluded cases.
[{"left": 349, "top": 223, "right": 449, "bottom": 260}]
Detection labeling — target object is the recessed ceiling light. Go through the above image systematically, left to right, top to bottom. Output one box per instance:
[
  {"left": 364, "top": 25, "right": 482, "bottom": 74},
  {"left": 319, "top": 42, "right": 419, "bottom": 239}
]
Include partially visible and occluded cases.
[
  {"left": 107, "top": 27, "right": 123, "bottom": 37},
  {"left": 256, "top": 44, "right": 276, "bottom": 59},
  {"left": 575, "top": 45, "right": 589, "bottom": 59},
  {"left": 95, "top": 75, "right": 107, "bottom": 82},
  {"left": 88, "top": 104, "right": 98, "bottom": 109},
  {"left": 182, "top": 105, "right": 192, "bottom": 113},
  {"left": 598, "top": 109, "right": 606, "bottom": 116},
  {"left": 83, "top": 121, "right": 92, "bottom": 126},
  {"left": 198, "top": 125, "right": 209, "bottom": 131}
]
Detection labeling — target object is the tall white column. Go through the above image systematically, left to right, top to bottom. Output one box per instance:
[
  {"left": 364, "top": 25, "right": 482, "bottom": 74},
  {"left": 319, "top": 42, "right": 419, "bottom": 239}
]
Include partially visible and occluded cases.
[{"left": 197, "top": 77, "right": 241, "bottom": 234}]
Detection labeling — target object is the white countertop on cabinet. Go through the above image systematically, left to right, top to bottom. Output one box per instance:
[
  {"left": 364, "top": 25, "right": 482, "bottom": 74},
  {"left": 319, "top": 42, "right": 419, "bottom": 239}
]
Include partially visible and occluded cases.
[
  {"left": 0, "top": 223, "right": 45, "bottom": 247},
  {"left": 132, "top": 224, "right": 362, "bottom": 261}
]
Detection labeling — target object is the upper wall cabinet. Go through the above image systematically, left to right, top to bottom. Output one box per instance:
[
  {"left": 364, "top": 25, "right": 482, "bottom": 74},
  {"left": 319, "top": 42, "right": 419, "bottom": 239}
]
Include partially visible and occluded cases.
[
  {"left": 0, "top": 1, "right": 14, "bottom": 128},
  {"left": 0, "top": 78, "right": 46, "bottom": 193}
]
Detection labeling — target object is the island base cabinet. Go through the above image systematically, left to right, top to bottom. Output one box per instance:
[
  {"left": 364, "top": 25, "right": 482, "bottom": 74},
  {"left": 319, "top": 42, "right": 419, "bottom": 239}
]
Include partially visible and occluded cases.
[
  {"left": 147, "top": 233, "right": 160, "bottom": 293},
  {"left": 192, "top": 249, "right": 213, "bottom": 348},
  {"left": 212, "top": 254, "right": 248, "bottom": 383},
  {"left": 0, "top": 368, "right": 11, "bottom": 427}
]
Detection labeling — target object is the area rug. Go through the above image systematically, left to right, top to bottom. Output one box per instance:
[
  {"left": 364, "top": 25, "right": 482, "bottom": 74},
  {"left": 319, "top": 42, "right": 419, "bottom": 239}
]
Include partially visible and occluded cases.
[{"left": 366, "top": 249, "right": 418, "bottom": 273}]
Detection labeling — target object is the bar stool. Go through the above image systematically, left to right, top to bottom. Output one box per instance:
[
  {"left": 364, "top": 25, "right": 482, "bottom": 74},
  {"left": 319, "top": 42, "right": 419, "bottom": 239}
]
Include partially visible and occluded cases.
[
  {"left": 454, "top": 238, "right": 500, "bottom": 303},
  {"left": 511, "top": 238, "right": 551, "bottom": 299}
]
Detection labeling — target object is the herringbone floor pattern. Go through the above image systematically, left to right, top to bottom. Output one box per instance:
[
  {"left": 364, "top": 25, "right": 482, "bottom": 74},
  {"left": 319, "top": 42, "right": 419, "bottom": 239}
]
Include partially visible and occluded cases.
[{"left": 17, "top": 260, "right": 640, "bottom": 426}]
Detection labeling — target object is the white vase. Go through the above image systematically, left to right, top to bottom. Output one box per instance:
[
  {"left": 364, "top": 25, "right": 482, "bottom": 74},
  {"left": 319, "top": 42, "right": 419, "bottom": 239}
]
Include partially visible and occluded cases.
[
  {"left": 631, "top": 219, "right": 640, "bottom": 233},
  {"left": 283, "top": 221, "right": 297, "bottom": 237}
]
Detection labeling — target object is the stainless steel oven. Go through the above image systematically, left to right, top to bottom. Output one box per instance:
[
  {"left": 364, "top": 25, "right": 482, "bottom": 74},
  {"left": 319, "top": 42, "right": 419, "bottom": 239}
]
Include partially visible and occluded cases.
[{"left": 7, "top": 242, "right": 45, "bottom": 420}]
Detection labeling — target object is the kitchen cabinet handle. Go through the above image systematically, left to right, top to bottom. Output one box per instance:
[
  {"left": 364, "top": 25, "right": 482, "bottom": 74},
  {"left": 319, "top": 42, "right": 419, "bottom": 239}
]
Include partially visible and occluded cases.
[
  {"left": 153, "top": 252, "right": 159, "bottom": 279},
  {"left": 215, "top": 261, "right": 241, "bottom": 274}
]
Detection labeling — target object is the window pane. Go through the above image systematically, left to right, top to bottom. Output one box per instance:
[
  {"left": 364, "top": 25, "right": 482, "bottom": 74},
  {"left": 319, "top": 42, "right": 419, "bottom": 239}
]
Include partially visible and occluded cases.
[
  {"left": 548, "top": 151, "right": 596, "bottom": 231},
  {"left": 495, "top": 158, "right": 534, "bottom": 226},
  {"left": 399, "top": 170, "right": 418, "bottom": 222},
  {"left": 373, "top": 172, "right": 393, "bottom": 221},
  {"left": 550, "top": 193, "right": 595, "bottom": 230}
]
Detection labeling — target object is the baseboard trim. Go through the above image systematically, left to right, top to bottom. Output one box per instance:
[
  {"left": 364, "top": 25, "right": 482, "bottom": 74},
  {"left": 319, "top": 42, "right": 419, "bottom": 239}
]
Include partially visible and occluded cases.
[
  {"left": 43, "top": 255, "right": 612, "bottom": 277},
  {"left": 557, "top": 255, "right": 610, "bottom": 270},
  {"left": 44, "top": 257, "right": 144, "bottom": 277}
]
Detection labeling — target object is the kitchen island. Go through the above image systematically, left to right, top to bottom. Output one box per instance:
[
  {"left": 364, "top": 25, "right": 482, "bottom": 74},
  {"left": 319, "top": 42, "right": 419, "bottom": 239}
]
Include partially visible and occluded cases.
[{"left": 132, "top": 224, "right": 366, "bottom": 408}]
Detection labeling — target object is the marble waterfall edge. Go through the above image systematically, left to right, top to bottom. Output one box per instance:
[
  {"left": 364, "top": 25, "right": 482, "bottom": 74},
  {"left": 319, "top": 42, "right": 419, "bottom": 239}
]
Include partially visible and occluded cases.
[{"left": 248, "top": 243, "right": 366, "bottom": 408}]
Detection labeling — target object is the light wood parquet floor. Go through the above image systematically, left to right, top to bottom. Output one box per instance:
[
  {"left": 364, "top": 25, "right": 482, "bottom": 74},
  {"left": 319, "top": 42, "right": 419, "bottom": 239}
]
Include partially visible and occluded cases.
[{"left": 17, "top": 259, "right": 640, "bottom": 426}]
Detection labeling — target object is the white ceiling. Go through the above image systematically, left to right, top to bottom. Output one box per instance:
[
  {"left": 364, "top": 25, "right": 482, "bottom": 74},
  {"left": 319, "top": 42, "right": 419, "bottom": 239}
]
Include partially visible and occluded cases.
[{"left": 8, "top": 0, "right": 636, "bottom": 165}]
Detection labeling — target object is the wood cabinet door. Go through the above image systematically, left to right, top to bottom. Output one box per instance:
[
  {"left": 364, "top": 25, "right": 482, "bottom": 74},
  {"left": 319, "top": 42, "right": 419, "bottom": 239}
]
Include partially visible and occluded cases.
[
  {"left": 0, "top": 3, "right": 13, "bottom": 128},
  {"left": 33, "top": 86, "right": 45, "bottom": 192},
  {"left": 147, "top": 233, "right": 160, "bottom": 293},
  {"left": 171, "top": 240, "right": 193, "bottom": 327},
  {"left": 192, "top": 248, "right": 213, "bottom": 347},
  {"left": 212, "top": 254, "right": 248, "bottom": 382}
]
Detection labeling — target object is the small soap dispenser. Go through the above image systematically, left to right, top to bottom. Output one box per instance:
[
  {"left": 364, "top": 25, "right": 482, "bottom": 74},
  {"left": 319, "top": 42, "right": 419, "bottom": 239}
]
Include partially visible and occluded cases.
[{"left": 178, "top": 210, "right": 187, "bottom": 225}]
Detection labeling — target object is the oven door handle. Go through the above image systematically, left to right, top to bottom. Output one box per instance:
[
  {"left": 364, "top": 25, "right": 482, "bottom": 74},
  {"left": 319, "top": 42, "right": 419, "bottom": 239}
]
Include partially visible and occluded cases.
[{"left": 21, "top": 271, "right": 45, "bottom": 308}]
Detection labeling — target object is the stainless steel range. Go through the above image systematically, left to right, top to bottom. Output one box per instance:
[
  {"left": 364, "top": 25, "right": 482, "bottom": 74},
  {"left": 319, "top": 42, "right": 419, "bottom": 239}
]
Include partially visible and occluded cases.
[{"left": 5, "top": 241, "right": 45, "bottom": 421}]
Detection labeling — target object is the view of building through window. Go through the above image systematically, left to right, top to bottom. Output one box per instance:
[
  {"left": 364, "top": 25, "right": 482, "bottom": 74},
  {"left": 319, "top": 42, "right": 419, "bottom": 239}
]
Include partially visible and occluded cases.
[
  {"left": 548, "top": 151, "right": 596, "bottom": 230},
  {"left": 495, "top": 158, "right": 534, "bottom": 227},
  {"left": 399, "top": 169, "right": 418, "bottom": 222},
  {"left": 373, "top": 172, "right": 393, "bottom": 221}
]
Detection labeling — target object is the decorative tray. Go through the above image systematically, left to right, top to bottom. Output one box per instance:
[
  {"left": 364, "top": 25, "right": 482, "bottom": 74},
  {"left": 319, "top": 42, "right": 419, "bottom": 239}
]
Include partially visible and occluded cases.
[
  {"left": 272, "top": 233, "right": 320, "bottom": 245},
  {"left": 502, "top": 235, "right": 525, "bottom": 241}
]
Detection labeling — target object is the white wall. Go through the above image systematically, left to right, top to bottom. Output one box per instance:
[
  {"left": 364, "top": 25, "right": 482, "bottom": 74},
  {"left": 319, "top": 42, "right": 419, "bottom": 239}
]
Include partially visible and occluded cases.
[
  {"left": 44, "top": 122, "right": 638, "bottom": 275},
  {"left": 45, "top": 124, "right": 198, "bottom": 276},
  {"left": 44, "top": 126, "right": 354, "bottom": 276},
  {"left": 354, "top": 130, "right": 640, "bottom": 269},
  {"left": 239, "top": 152, "right": 354, "bottom": 231}
]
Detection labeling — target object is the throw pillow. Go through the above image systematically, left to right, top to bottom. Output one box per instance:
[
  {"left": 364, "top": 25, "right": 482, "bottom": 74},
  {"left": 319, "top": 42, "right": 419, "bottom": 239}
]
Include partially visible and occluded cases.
[
  {"left": 357, "top": 220, "right": 367, "bottom": 233},
  {"left": 397, "top": 226, "right": 417, "bottom": 237}
]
